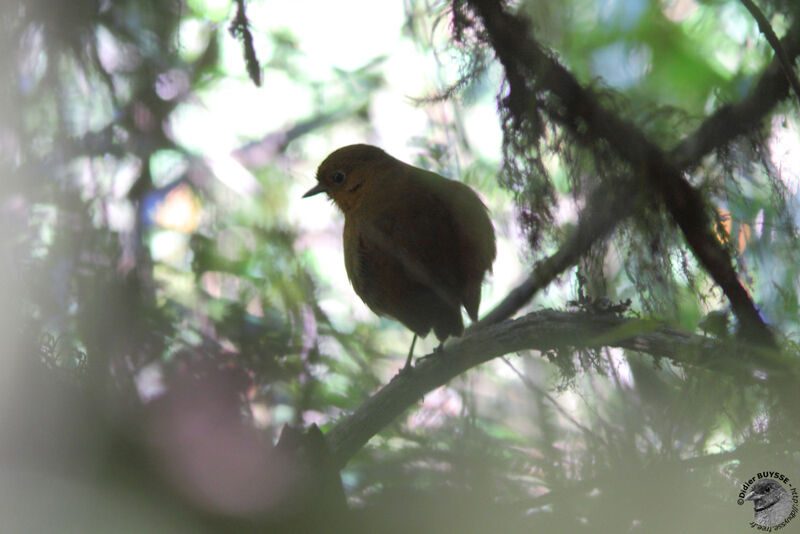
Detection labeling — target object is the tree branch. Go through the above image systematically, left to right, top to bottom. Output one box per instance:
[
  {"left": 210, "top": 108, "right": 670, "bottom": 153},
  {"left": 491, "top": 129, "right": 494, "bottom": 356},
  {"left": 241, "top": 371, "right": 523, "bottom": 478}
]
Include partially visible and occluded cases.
[
  {"left": 468, "top": 0, "right": 792, "bottom": 345},
  {"left": 739, "top": 0, "right": 800, "bottom": 103},
  {"left": 477, "top": 14, "right": 800, "bottom": 326},
  {"left": 672, "top": 17, "right": 800, "bottom": 168},
  {"left": 476, "top": 180, "right": 636, "bottom": 327},
  {"left": 325, "top": 309, "right": 793, "bottom": 468}
]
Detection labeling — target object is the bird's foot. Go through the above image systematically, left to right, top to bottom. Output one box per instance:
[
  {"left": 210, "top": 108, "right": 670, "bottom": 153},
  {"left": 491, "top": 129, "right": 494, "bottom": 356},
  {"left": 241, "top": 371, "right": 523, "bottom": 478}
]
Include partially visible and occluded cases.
[{"left": 397, "top": 334, "right": 417, "bottom": 375}]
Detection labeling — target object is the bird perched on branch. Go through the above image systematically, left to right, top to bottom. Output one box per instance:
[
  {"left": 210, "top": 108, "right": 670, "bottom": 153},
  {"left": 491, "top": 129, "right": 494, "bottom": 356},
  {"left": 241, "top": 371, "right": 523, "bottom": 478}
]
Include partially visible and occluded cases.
[{"left": 303, "top": 144, "right": 496, "bottom": 369}]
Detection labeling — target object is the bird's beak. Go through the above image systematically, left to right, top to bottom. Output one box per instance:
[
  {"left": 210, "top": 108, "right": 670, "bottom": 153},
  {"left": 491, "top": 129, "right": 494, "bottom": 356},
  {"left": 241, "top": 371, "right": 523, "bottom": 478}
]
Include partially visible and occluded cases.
[
  {"left": 302, "top": 183, "right": 326, "bottom": 198},
  {"left": 745, "top": 491, "right": 756, "bottom": 501}
]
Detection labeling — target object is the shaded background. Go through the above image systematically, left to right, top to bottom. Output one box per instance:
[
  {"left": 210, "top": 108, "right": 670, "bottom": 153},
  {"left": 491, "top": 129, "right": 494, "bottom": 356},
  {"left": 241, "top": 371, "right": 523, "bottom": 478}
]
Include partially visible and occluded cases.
[{"left": 1, "top": 0, "right": 799, "bottom": 531}]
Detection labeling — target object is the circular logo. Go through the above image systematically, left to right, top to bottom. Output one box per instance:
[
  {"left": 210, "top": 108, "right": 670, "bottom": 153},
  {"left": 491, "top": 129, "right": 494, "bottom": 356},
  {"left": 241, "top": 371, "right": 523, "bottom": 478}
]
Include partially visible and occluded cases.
[{"left": 737, "top": 471, "right": 797, "bottom": 529}]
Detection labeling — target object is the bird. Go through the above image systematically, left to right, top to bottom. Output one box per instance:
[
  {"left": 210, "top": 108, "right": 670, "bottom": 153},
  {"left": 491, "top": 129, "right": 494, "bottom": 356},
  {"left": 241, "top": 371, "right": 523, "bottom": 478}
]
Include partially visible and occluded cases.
[
  {"left": 303, "top": 144, "right": 496, "bottom": 369},
  {"left": 745, "top": 478, "right": 793, "bottom": 527}
]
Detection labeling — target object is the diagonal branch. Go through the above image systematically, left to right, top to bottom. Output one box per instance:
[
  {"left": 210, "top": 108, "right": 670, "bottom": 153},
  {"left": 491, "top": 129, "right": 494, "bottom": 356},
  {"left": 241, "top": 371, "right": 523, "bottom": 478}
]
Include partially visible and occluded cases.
[
  {"left": 468, "top": 0, "right": 795, "bottom": 345},
  {"left": 739, "top": 0, "right": 800, "bottom": 103},
  {"left": 479, "top": 16, "right": 800, "bottom": 326},
  {"left": 671, "top": 22, "right": 800, "bottom": 171},
  {"left": 475, "top": 180, "right": 637, "bottom": 327}
]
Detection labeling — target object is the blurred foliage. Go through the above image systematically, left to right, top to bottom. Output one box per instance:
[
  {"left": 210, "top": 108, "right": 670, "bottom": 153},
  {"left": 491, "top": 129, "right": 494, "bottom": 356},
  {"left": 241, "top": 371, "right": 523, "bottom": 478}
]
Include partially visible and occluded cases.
[{"left": 1, "top": 0, "right": 800, "bottom": 532}]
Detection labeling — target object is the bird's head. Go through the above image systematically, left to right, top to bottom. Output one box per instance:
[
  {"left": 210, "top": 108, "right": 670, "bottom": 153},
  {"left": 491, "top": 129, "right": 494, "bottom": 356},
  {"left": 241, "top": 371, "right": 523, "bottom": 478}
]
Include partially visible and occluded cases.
[
  {"left": 303, "top": 144, "right": 394, "bottom": 213},
  {"left": 745, "top": 479, "right": 787, "bottom": 511}
]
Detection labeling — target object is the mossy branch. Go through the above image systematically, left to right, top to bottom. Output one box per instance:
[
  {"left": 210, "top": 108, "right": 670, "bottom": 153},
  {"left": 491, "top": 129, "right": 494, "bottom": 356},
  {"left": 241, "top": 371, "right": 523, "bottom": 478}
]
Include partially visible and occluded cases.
[{"left": 325, "top": 309, "right": 795, "bottom": 468}]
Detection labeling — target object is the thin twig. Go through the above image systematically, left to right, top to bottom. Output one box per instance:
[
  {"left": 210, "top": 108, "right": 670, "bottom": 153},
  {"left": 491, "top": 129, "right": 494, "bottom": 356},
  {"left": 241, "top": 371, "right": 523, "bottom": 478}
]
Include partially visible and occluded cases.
[
  {"left": 229, "top": 0, "right": 261, "bottom": 87},
  {"left": 501, "top": 356, "right": 608, "bottom": 446}
]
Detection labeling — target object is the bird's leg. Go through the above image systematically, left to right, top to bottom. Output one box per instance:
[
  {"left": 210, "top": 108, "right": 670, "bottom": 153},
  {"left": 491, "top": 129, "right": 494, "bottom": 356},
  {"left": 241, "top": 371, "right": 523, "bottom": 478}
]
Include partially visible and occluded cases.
[{"left": 402, "top": 334, "right": 418, "bottom": 371}]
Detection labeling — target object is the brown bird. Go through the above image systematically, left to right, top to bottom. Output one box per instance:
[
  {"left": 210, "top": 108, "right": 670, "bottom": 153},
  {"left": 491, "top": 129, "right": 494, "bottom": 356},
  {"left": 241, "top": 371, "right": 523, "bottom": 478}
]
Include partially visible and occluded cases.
[{"left": 303, "top": 144, "right": 496, "bottom": 368}]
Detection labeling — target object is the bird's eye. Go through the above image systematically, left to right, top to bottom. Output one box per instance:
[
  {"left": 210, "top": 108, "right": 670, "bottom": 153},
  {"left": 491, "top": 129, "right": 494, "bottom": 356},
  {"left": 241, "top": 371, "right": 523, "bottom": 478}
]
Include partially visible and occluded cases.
[
  {"left": 331, "top": 171, "right": 345, "bottom": 184},
  {"left": 765, "top": 486, "right": 771, "bottom": 492}
]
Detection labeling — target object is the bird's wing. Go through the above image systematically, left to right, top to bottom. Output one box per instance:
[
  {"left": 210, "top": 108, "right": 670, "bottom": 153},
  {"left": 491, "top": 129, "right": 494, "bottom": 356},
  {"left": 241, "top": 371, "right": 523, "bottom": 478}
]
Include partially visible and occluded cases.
[
  {"left": 342, "top": 186, "right": 468, "bottom": 339},
  {"left": 361, "top": 187, "right": 465, "bottom": 307}
]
